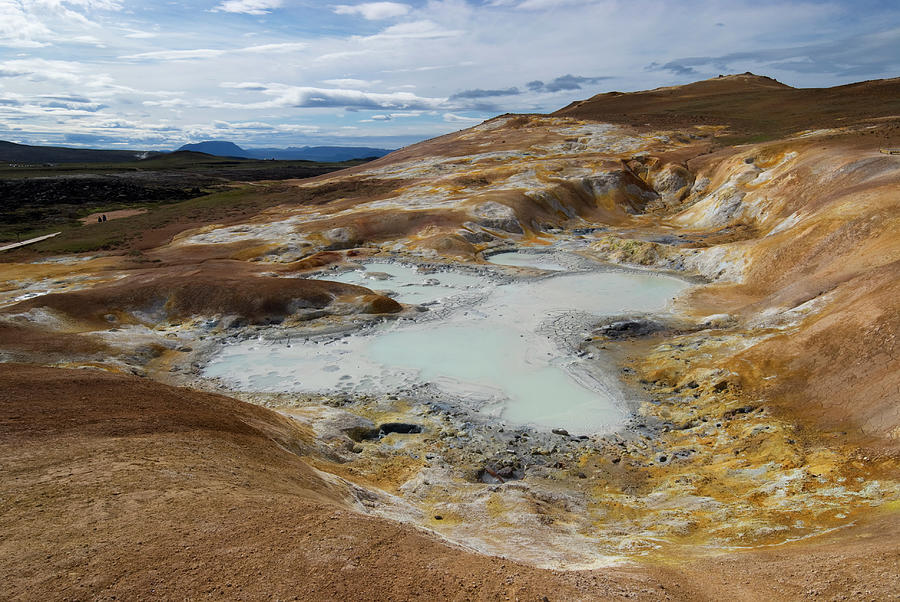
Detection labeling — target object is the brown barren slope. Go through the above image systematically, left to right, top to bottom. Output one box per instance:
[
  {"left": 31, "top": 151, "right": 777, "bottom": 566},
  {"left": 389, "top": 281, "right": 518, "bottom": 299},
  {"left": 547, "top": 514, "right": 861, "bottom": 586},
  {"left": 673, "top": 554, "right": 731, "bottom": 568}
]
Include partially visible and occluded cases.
[
  {"left": 554, "top": 73, "right": 900, "bottom": 143},
  {"left": 7, "top": 262, "right": 401, "bottom": 328},
  {"left": 2, "top": 364, "right": 898, "bottom": 601}
]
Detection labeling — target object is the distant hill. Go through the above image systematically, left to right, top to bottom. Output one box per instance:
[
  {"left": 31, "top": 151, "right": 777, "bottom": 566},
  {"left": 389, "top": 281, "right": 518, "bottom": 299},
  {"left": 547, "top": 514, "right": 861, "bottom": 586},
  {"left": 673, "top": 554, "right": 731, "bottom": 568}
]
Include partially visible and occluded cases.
[
  {"left": 553, "top": 72, "right": 900, "bottom": 141},
  {"left": 0, "top": 140, "right": 159, "bottom": 164},
  {"left": 176, "top": 141, "right": 394, "bottom": 161},
  {"left": 176, "top": 141, "right": 248, "bottom": 158}
]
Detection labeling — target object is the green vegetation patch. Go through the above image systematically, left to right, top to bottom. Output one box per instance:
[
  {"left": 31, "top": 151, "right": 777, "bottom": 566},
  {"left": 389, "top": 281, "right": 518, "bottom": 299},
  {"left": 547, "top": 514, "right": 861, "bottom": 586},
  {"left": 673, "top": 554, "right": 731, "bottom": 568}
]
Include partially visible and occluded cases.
[
  {"left": 0, "top": 154, "right": 371, "bottom": 252},
  {"left": 14, "top": 186, "right": 267, "bottom": 254}
]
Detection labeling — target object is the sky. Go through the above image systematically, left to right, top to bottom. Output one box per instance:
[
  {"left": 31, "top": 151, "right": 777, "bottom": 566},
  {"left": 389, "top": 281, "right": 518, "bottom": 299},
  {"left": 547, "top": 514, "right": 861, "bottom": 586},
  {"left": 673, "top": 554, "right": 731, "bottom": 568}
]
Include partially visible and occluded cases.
[{"left": 0, "top": 0, "right": 898, "bottom": 150}]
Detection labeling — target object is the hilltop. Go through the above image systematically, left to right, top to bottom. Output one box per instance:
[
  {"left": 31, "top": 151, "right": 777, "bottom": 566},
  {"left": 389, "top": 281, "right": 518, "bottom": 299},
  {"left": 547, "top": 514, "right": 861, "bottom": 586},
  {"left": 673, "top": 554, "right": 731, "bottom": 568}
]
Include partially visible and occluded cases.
[
  {"left": 554, "top": 72, "right": 900, "bottom": 143},
  {"left": 0, "top": 140, "right": 159, "bottom": 164},
  {"left": 175, "top": 140, "right": 248, "bottom": 158}
]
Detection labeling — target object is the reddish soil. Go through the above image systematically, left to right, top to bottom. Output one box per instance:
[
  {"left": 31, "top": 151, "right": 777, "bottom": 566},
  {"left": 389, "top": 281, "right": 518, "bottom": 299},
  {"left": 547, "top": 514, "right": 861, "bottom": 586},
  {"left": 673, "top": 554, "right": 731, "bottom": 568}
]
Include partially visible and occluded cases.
[{"left": 2, "top": 365, "right": 897, "bottom": 601}]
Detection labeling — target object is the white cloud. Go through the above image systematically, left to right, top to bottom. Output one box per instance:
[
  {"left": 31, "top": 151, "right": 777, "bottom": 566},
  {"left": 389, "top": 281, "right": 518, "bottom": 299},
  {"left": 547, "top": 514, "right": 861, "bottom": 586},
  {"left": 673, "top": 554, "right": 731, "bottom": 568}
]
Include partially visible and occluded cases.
[
  {"left": 0, "top": 0, "right": 121, "bottom": 48},
  {"left": 213, "top": 0, "right": 283, "bottom": 15},
  {"left": 488, "top": 0, "right": 601, "bottom": 8},
  {"left": 43, "top": 1, "right": 123, "bottom": 12},
  {"left": 333, "top": 2, "right": 410, "bottom": 20},
  {"left": 0, "top": 4, "right": 52, "bottom": 48},
  {"left": 365, "top": 20, "right": 464, "bottom": 40},
  {"left": 122, "top": 30, "right": 158, "bottom": 39},
  {"left": 120, "top": 42, "right": 308, "bottom": 61},
  {"left": 240, "top": 42, "right": 308, "bottom": 53},
  {"left": 121, "top": 48, "right": 226, "bottom": 61},
  {"left": 314, "top": 49, "right": 373, "bottom": 62},
  {"left": 0, "top": 58, "right": 107, "bottom": 86},
  {"left": 380, "top": 63, "right": 465, "bottom": 74},
  {"left": 322, "top": 78, "right": 381, "bottom": 88},
  {"left": 221, "top": 81, "right": 269, "bottom": 90},
  {"left": 160, "top": 83, "right": 445, "bottom": 112},
  {"left": 247, "top": 85, "right": 446, "bottom": 110},
  {"left": 0, "top": 92, "right": 108, "bottom": 117},
  {"left": 142, "top": 98, "right": 192, "bottom": 108},
  {"left": 360, "top": 110, "right": 422, "bottom": 122},
  {"left": 443, "top": 112, "right": 482, "bottom": 123},
  {"left": 210, "top": 120, "right": 321, "bottom": 133},
  {"left": 276, "top": 123, "right": 321, "bottom": 133}
]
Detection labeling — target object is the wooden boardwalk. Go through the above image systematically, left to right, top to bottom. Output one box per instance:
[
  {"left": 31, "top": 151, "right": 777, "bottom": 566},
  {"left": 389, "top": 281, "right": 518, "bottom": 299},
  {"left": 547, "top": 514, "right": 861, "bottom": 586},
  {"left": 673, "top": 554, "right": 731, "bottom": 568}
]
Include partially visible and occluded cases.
[{"left": 0, "top": 232, "right": 60, "bottom": 252}]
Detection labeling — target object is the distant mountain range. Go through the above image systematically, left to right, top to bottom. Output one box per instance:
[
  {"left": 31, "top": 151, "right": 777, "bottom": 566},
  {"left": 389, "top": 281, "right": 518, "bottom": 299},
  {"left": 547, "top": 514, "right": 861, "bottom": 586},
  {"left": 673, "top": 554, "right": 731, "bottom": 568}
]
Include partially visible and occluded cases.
[
  {"left": 0, "top": 139, "right": 394, "bottom": 165},
  {"left": 0, "top": 140, "right": 159, "bottom": 164},
  {"left": 176, "top": 141, "right": 394, "bottom": 161}
]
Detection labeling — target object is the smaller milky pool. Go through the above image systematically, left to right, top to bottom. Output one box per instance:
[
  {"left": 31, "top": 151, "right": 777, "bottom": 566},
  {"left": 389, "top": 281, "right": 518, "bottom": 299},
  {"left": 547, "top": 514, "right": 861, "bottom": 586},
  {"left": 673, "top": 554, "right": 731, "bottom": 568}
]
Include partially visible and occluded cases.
[
  {"left": 487, "top": 251, "right": 568, "bottom": 271},
  {"left": 314, "top": 262, "right": 485, "bottom": 304}
]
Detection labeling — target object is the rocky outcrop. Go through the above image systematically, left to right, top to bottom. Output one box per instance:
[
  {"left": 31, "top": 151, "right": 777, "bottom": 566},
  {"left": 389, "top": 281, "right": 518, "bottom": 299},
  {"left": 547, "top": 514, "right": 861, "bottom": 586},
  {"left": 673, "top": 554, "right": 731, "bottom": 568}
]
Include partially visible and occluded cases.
[
  {"left": 648, "top": 163, "right": 695, "bottom": 206},
  {"left": 581, "top": 170, "right": 658, "bottom": 213},
  {"left": 470, "top": 201, "right": 524, "bottom": 234},
  {"left": 322, "top": 226, "right": 361, "bottom": 250}
]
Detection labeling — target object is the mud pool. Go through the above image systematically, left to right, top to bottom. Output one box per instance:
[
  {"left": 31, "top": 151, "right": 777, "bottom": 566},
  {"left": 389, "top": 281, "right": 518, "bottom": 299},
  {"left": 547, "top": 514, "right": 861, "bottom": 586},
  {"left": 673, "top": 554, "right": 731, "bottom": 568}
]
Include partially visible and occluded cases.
[
  {"left": 485, "top": 251, "right": 568, "bottom": 271},
  {"left": 203, "top": 258, "right": 689, "bottom": 434},
  {"left": 309, "top": 261, "right": 486, "bottom": 304}
]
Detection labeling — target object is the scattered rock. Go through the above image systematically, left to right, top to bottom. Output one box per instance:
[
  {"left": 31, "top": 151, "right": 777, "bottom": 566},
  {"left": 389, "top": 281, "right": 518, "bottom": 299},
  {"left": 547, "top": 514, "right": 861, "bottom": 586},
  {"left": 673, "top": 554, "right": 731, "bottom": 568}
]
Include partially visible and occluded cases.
[
  {"left": 459, "top": 224, "right": 496, "bottom": 243},
  {"left": 363, "top": 271, "right": 393, "bottom": 281},
  {"left": 594, "top": 317, "right": 664, "bottom": 340},
  {"left": 346, "top": 422, "right": 424, "bottom": 442}
]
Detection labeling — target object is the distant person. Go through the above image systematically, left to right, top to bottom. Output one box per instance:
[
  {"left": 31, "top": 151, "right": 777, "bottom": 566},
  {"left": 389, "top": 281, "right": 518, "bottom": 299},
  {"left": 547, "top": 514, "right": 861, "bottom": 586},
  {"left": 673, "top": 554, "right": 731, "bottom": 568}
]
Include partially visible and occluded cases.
[
  {"left": 102, "top": 214, "right": 107, "bottom": 222},
  {"left": 97, "top": 216, "right": 102, "bottom": 223}
]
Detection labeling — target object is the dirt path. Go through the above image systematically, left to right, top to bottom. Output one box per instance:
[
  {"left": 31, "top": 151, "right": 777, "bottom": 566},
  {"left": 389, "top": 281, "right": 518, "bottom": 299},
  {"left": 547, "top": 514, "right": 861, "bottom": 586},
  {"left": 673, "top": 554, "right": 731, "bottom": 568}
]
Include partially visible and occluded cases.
[{"left": 80, "top": 208, "right": 147, "bottom": 225}]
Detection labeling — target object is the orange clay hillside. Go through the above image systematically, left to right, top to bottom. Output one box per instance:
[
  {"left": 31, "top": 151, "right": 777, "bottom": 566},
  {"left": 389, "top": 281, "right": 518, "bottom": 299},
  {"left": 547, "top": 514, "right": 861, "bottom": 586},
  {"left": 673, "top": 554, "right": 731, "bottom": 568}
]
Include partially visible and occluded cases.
[{"left": 1, "top": 74, "right": 898, "bottom": 600}]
